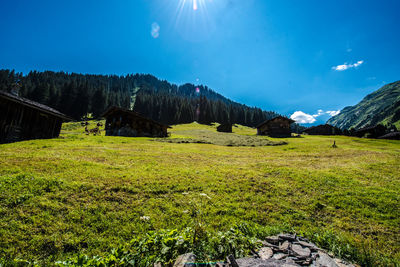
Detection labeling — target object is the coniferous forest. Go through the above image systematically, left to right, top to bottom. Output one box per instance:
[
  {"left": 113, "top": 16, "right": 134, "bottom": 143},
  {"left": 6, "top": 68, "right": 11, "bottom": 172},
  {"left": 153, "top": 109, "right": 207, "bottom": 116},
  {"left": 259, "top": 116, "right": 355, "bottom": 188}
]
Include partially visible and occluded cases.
[{"left": 0, "top": 69, "right": 306, "bottom": 130}]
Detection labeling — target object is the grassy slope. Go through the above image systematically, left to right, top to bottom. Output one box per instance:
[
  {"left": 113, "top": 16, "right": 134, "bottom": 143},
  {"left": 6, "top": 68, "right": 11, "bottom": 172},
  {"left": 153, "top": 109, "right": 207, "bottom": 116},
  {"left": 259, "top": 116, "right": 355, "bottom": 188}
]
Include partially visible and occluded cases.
[
  {"left": 327, "top": 80, "right": 400, "bottom": 129},
  {"left": 0, "top": 122, "right": 400, "bottom": 264}
]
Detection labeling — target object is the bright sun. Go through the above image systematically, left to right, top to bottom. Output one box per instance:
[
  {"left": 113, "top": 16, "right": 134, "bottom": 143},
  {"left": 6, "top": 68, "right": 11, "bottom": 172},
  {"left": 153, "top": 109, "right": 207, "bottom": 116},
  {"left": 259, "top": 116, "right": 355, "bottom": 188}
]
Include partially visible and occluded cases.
[
  {"left": 172, "top": 0, "right": 215, "bottom": 39},
  {"left": 178, "top": 0, "right": 209, "bottom": 11}
]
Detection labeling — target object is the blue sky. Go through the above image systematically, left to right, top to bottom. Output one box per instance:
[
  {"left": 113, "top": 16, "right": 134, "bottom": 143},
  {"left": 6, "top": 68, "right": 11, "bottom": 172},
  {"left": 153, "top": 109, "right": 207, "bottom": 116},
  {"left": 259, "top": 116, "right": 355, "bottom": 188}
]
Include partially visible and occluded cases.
[{"left": 1, "top": 0, "right": 399, "bottom": 125}]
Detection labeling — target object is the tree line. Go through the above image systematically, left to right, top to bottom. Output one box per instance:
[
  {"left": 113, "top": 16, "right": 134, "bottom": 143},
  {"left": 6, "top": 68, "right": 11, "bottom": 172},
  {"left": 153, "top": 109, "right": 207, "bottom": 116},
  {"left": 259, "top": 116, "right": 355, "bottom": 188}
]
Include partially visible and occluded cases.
[
  {"left": 0, "top": 69, "right": 304, "bottom": 129},
  {"left": 133, "top": 86, "right": 278, "bottom": 126}
]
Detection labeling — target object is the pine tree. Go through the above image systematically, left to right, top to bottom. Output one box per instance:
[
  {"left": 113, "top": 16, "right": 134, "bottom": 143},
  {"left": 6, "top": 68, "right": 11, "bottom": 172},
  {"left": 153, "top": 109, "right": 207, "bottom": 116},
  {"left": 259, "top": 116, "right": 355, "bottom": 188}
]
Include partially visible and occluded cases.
[{"left": 91, "top": 88, "right": 107, "bottom": 118}]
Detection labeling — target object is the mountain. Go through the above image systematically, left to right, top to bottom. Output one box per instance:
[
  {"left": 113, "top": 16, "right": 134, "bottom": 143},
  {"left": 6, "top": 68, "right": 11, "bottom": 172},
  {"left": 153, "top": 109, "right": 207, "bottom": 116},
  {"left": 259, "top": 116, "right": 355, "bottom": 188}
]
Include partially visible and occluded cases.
[
  {"left": 0, "top": 69, "right": 281, "bottom": 127},
  {"left": 327, "top": 81, "right": 400, "bottom": 129}
]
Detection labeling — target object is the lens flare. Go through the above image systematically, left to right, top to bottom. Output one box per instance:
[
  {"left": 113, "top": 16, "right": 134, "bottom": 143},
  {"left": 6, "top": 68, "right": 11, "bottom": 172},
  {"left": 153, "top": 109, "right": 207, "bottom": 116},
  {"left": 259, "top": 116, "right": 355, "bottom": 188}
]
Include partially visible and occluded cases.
[
  {"left": 193, "top": 0, "right": 198, "bottom": 10},
  {"left": 151, "top": 22, "right": 160, "bottom": 38}
]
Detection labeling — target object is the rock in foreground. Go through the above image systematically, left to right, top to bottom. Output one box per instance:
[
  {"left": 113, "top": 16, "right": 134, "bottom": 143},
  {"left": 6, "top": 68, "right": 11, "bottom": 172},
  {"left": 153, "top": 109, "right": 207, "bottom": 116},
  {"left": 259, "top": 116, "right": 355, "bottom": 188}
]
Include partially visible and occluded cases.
[{"left": 172, "top": 233, "right": 356, "bottom": 267}]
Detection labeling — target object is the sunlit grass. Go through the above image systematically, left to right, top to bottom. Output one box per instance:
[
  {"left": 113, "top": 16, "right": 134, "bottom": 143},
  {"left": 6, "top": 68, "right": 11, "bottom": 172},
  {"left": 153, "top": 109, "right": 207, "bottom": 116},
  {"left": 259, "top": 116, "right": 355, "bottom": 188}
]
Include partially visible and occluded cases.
[{"left": 0, "top": 122, "right": 399, "bottom": 264}]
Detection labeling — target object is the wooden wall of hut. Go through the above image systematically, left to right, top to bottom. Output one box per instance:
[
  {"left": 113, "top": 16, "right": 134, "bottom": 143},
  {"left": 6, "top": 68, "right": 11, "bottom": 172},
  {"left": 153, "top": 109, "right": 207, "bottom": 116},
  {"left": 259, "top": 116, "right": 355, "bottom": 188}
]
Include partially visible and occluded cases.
[
  {"left": 0, "top": 97, "right": 63, "bottom": 143},
  {"left": 105, "top": 112, "right": 168, "bottom": 138},
  {"left": 257, "top": 118, "right": 292, "bottom": 137},
  {"left": 217, "top": 123, "right": 232, "bottom": 133}
]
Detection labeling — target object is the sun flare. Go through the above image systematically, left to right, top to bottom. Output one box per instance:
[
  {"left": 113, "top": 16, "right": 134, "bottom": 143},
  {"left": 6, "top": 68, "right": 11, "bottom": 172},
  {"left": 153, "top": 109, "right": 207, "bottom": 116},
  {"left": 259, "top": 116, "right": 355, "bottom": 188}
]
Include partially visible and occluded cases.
[{"left": 177, "top": 0, "right": 210, "bottom": 13}]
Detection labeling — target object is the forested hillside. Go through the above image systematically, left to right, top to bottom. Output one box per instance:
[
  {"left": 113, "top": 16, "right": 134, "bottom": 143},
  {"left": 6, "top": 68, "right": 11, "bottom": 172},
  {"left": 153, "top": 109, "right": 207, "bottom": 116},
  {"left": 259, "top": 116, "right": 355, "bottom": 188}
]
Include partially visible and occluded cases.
[
  {"left": 0, "top": 69, "right": 283, "bottom": 127},
  {"left": 327, "top": 81, "right": 400, "bottom": 129}
]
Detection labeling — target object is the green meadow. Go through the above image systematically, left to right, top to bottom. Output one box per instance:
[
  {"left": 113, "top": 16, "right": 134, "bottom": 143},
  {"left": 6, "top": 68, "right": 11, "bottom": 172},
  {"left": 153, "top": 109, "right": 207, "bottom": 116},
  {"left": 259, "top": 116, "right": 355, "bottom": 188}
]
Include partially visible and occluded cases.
[{"left": 0, "top": 122, "right": 399, "bottom": 266}]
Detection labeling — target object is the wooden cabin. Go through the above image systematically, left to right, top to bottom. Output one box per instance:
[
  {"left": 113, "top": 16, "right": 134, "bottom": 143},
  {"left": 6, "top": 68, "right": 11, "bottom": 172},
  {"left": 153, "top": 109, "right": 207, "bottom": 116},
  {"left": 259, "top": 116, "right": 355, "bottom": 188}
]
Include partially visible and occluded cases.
[
  {"left": 0, "top": 90, "right": 71, "bottom": 144},
  {"left": 102, "top": 106, "right": 170, "bottom": 137},
  {"left": 256, "top": 116, "right": 295, "bottom": 137},
  {"left": 217, "top": 123, "right": 232, "bottom": 133},
  {"left": 303, "top": 124, "right": 342, "bottom": 135},
  {"left": 354, "top": 124, "right": 386, "bottom": 138},
  {"left": 378, "top": 131, "right": 400, "bottom": 140}
]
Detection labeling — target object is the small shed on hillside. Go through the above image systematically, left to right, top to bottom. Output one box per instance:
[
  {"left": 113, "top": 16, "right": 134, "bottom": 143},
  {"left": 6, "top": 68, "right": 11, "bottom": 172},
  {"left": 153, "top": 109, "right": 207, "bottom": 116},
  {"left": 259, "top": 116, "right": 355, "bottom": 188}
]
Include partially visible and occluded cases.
[
  {"left": 0, "top": 90, "right": 71, "bottom": 144},
  {"left": 102, "top": 106, "right": 170, "bottom": 137},
  {"left": 256, "top": 116, "right": 295, "bottom": 137},
  {"left": 217, "top": 123, "right": 232, "bottom": 133},
  {"left": 303, "top": 124, "right": 342, "bottom": 135},
  {"left": 354, "top": 124, "right": 386, "bottom": 138}
]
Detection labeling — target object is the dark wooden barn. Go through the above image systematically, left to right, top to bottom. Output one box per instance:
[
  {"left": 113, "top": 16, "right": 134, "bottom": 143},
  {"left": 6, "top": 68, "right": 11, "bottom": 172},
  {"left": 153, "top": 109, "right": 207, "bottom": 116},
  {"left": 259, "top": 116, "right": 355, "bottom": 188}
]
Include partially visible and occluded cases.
[
  {"left": 0, "top": 90, "right": 71, "bottom": 144},
  {"left": 102, "top": 106, "right": 170, "bottom": 137},
  {"left": 256, "top": 116, "right": 295, "bottom": 137},
  {"left": 217, "top": 123, "right": 232, "bottom": 133},
  {"left": 303, "top": 124, "right": 342, "bottom": 135},
  {"left": 354, "top": 124, "right": 386, "bottom": 138},
  {"left": 378, "top": 131, "right": 400, "bottom": 140}
]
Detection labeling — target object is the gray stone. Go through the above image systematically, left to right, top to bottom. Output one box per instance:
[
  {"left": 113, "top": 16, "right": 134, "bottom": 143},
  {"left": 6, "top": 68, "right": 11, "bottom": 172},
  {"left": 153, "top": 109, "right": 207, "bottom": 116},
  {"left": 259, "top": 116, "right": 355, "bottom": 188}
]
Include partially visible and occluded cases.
[
  {"left": 228, "top": 233, "right": 353, "bottom": 267},
  {"left": 278, "top": 234, "right": 297, "bottom": 242},
  {"left": 265, "top": 235, "right": 280, "bottom": 245},
  {"left": 297, "top": 236, "right": 311, "bottom": 242},
  {"left": 260, "top": 240, "right": 279, "bottom": 249},
  {"left": 279, "top": 240, "right": 290, "bottom": 251},
  {"left": 297, "top": 240, "right": 318, "bottom": 250},
  {"left": 292, "top": 244, "right": 311, "bottom": 258},
  {"left": 259, "top": 247, "right": 274, "bottom": 260},
  {"left": 315, "top": 251, "right": 339, "bottom": 267},
  {"left": 311, "top": 252, "right": 319, "bottom": 260},
  {"left": 173, "top": 253, "right": 196, "bottom": 267},
  {"left": 273, "top": 253, "right": 287, "bottom": 260},
  {"left": 235, "top": 257, "right": 299, "bottom": 267},
  {"left": 284, "top": 257, "right": 297, "bottom": 264},
  {"left": 300, "top": 258, "right": 313, "bottom": 266},
  {"left": 334, "top": 258, "right": 355, "bottom": 267}
]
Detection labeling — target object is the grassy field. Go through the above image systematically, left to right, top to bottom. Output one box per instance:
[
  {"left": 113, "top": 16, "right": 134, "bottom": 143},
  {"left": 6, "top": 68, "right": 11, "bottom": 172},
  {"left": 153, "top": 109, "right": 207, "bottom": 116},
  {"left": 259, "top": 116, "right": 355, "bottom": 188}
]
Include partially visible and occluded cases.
[{"left": 0, "top": 122, "right": 399, "bottom": 265}]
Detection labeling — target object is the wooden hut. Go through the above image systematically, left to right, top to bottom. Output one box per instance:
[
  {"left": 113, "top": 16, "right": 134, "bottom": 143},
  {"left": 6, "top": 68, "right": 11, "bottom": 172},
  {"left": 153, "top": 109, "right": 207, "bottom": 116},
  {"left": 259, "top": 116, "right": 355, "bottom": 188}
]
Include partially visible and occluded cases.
[
  {"left": 0, "top": 90, "right": 71, "bottom": 144},
  {"left": 102, "top": 106, "right": 170, "bottom": 137},
  {"left": 256, "top": 116, "right": 295, "bottom": 137},
  {"left": 217, "top": 123, "right": 232, "bottom": 133},
  {"left": 303, "top": 124, "right": 342, "bottom": 135},
  {"left": 354, "top": 124, "right": 386, "bottom": 138},
  {"left": 378, "top": 131, "right": 400, "bottom": 140}
]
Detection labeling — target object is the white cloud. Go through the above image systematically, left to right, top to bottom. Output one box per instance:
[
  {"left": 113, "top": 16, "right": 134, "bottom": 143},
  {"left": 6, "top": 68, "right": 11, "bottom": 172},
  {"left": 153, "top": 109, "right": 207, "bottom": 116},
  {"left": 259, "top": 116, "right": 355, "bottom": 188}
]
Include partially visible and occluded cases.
[
  {"left": 332, "top": 60, "right": 364, "bottom": 71},
  {"left": 291, "top": 109, "right": 341, "bottom": 124},
  {"left": 312, "top": 109, "right": 324, "bottom": 118},
  {"left": 326, "top": 110, "right": 340, "bottom": 116},
  {"left": 290, "top": 111, "right": 316, "bottom": 124}
]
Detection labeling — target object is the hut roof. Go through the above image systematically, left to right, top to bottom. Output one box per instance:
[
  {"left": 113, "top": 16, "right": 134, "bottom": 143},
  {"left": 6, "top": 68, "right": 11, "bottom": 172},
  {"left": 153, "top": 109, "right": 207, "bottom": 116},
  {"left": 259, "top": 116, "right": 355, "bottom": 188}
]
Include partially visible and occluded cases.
[
  {"left": 0, "top": 90, "right": 71, "bottom": 121},
  {"left": 101, "top": 106, "right": 171, "bottom": 128},
  {"left": 256, "top": 116, "right": 295, "bottom": 128},
  {"left": 378, "top": 132, "right": 400, "bottom": 139}
]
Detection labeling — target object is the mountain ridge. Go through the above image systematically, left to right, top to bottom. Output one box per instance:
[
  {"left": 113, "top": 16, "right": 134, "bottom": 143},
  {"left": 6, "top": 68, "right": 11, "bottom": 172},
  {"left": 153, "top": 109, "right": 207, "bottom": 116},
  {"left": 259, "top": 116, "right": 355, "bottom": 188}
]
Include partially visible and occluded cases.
[{"left": 327, "top": 81, "right": 400, "bottom": 129}]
